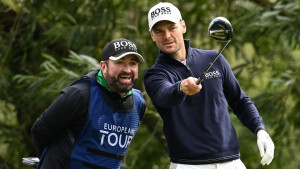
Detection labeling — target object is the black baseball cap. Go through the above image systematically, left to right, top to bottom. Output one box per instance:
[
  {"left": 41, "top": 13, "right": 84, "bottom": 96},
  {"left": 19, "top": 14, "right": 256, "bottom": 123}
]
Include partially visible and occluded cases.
[{"left": 101, "top": 38, "right": 144, "bottom": 62}]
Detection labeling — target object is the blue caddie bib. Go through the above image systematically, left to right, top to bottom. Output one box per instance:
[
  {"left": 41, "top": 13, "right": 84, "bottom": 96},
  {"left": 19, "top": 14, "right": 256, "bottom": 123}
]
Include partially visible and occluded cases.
[{"left": 69, "top": 78, "right": 144, "bottom": 169}]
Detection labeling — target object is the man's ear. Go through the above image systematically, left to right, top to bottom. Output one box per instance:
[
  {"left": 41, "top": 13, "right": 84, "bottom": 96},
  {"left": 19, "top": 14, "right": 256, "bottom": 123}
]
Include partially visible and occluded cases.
[
  {"left": 181, "top": 20, "right": 187, "bottom": 34},
  {"left": 150, "top": 31, "right": 155, "bottom": 42},
  {"left": 100, "top": 61, "right": 107, "bottom": 73}
]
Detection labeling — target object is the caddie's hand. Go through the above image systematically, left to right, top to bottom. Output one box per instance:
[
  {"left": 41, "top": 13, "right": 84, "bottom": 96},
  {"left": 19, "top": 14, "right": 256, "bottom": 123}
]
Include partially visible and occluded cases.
[
  {"left": 180, "top": 77, "right": 202, "bottom": 95},
  {"left": 257, "top": 130, "right": 275, "bottom": 165}
]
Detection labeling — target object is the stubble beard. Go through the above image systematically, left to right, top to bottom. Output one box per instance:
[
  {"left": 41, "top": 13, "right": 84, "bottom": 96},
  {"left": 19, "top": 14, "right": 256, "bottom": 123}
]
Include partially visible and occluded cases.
[{"left": 159, "top": 40, "right": 181, "bottom": 56}]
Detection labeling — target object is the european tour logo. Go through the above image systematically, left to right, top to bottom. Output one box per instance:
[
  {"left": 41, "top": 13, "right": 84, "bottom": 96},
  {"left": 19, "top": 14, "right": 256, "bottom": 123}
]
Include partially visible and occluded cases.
[
  {"left": 150, "top": 6, "right": 171, "bottom": 20},
  {"left": 113, "top": 41, "right": 137, "bottom": 52},
  {"left": 99, "top": 123, "right": 136, "bottom": 149}
]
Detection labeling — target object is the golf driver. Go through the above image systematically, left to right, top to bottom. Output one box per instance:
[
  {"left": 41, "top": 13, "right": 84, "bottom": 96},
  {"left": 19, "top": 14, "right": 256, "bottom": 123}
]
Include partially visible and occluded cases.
[{"left": 196, "top": 17, "right": 233, "bottom": 85}]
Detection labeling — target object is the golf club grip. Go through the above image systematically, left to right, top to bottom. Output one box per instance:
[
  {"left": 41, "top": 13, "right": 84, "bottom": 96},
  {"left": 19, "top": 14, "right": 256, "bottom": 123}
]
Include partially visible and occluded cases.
[
  {"left": 196, "top": 41, "right": 230, "bottom": 85},
  {"left": 196, "top": 73, "right": 205, "bottom": 85}
]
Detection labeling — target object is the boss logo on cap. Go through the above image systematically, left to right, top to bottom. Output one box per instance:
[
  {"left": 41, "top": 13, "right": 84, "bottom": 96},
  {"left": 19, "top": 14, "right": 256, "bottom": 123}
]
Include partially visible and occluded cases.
[
  {"left": 151, "top": 7, "right": 171, "bottom": 20},
  {"left": 113, "top": 41, "right": 137, "bottom": 52}
]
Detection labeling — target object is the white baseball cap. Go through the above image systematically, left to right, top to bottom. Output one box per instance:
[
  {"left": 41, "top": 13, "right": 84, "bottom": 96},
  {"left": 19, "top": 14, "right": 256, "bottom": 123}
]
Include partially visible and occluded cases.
[{"left": 148, "top": 2, "right": 182, "bottom": 31}]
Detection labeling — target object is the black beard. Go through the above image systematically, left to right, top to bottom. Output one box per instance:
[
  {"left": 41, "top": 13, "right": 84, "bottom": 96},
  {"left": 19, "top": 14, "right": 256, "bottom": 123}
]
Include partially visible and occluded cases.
[{"left": 106, "top": 72, "right": 136, "bottom": 94}]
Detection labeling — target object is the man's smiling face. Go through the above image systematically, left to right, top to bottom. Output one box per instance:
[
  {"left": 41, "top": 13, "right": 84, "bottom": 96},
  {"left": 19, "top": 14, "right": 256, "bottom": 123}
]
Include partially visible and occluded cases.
[{"left": 101, "top": 54, "right": 139, "bottom": 96}]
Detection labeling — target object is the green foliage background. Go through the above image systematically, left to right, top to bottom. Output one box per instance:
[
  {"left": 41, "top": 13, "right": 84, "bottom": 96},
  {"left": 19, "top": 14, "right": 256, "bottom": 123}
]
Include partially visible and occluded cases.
[{"left": 0, "top": 0, "right": 300, "bottom": 168}]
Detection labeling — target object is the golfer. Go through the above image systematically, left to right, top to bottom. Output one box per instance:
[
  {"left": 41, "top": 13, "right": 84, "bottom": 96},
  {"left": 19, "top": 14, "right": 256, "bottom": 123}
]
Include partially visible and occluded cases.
[{"left": 144, "top": 2, "right": 274, "bottom": 169}]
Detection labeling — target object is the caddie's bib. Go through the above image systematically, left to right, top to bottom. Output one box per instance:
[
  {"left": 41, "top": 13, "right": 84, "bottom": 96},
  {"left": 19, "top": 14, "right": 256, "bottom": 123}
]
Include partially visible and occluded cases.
[{"left": 69, "top": 78, "right": 144, "bottom": 169}]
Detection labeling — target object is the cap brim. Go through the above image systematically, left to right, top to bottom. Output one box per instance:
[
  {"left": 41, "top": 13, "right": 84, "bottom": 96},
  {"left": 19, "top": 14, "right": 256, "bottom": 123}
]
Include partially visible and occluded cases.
[
  {"left": 149, "top": 17, "right": 181, "bottom": 31},
  {"left": 109, "top": 52, "right": 144, "bottom": 62}
]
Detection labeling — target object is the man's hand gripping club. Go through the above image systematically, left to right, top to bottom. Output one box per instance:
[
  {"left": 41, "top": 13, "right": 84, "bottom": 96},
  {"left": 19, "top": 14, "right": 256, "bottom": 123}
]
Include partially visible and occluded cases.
[{"left": 180, "top": 77, "right": 202, "bottom": 95}]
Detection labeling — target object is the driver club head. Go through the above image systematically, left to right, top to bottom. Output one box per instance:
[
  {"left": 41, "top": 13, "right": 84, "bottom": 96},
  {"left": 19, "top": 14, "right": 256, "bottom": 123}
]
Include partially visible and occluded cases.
[{"left": 208, "top": 17, "right": 233, "bottom": 42}]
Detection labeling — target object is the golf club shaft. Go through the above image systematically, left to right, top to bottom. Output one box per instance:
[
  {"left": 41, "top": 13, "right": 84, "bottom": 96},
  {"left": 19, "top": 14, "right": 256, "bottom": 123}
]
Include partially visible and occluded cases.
[{"left": 196, "top": 41, "right": 230, "bottom": 85}]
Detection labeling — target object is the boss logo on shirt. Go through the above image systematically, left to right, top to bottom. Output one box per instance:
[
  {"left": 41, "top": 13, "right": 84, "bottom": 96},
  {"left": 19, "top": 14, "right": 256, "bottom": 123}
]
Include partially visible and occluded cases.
[
  {"left": 150, "top": 7, "right": 171, "bottom": 20},
  {"left": 113, "top": 41, "right": 137, "bottom": 52},
  {"left": 205, "top": 70, "right": 221, "bottom": 79}
]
